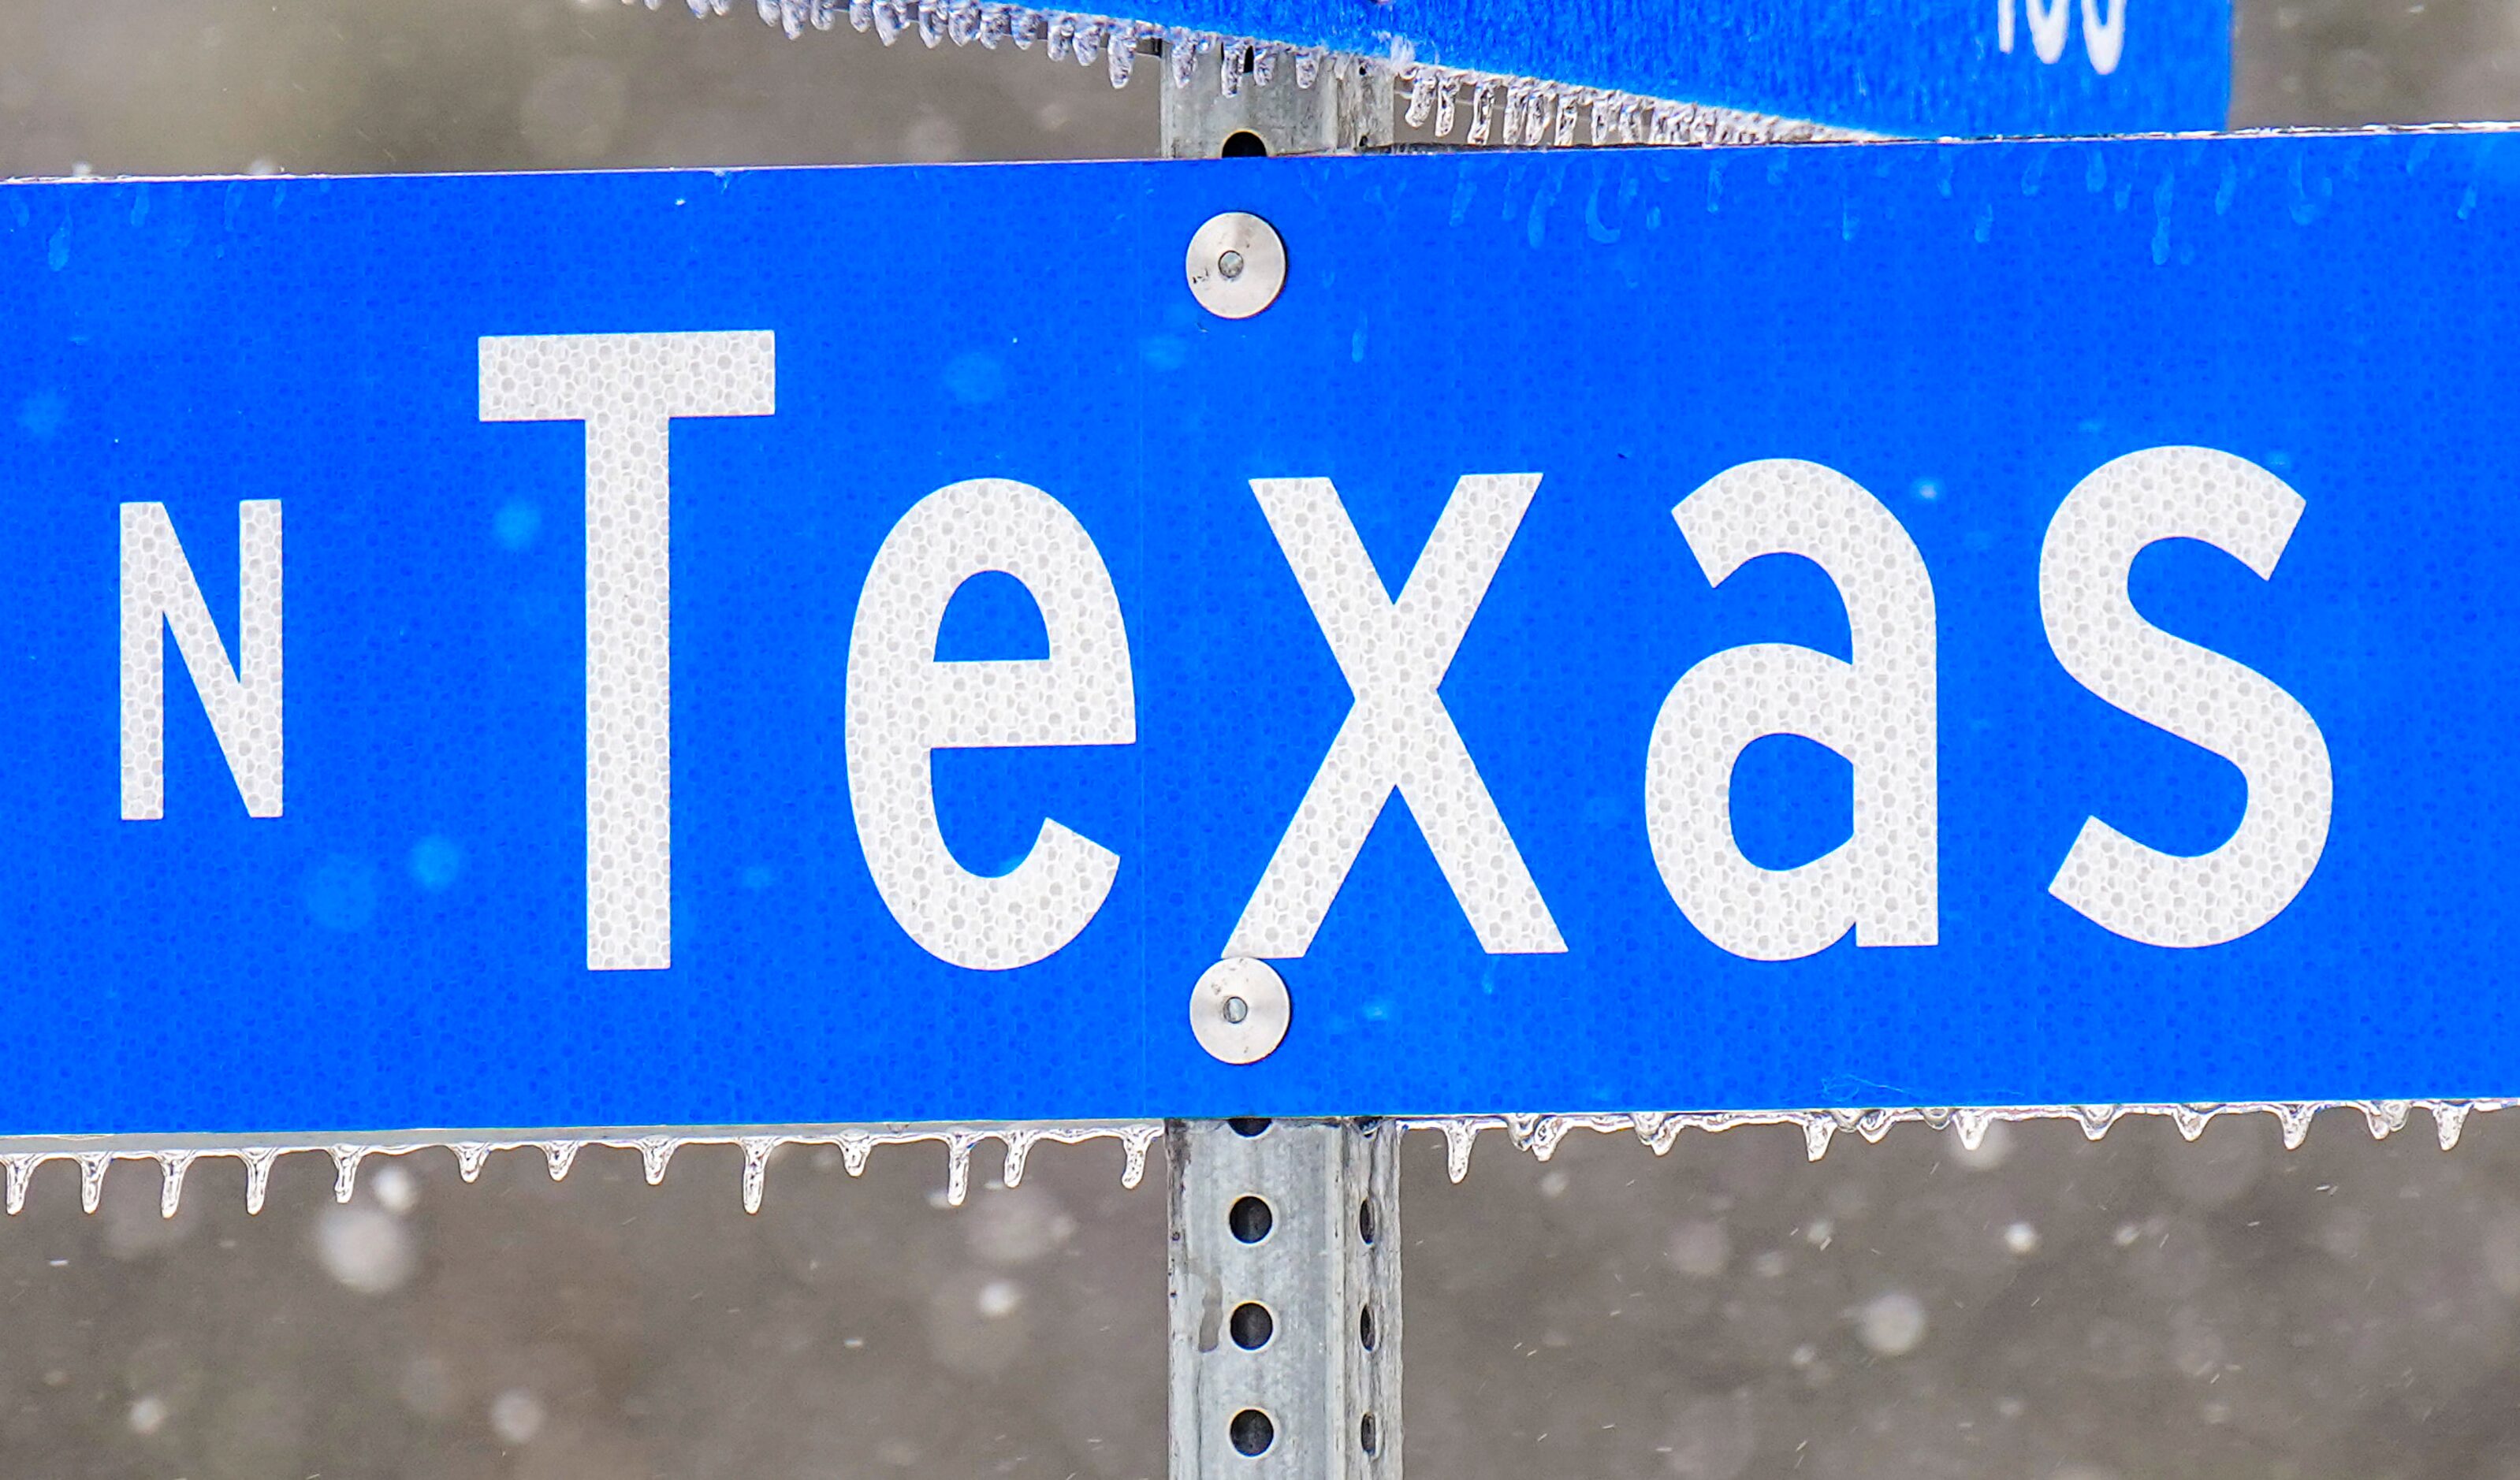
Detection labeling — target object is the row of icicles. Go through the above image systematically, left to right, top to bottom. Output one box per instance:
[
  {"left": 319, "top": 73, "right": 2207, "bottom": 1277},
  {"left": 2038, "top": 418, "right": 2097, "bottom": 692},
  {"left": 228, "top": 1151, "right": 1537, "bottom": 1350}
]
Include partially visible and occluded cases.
[
  {"left": 635, "top": 0, "right": 1853, "bottom": 149},
  {"left": 6, "top": 1100, "right": 2507, "bottom": 1221}
]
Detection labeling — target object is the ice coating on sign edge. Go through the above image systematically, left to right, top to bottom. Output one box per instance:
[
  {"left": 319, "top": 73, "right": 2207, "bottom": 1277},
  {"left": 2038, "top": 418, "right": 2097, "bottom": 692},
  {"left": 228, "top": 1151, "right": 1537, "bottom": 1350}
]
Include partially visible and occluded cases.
[
  {"left": 631, "top": 0, "right": 1862, "bottom": 136},
  {"left": 0, "top": 1105, "right": 2496, "bottom": 1217}
]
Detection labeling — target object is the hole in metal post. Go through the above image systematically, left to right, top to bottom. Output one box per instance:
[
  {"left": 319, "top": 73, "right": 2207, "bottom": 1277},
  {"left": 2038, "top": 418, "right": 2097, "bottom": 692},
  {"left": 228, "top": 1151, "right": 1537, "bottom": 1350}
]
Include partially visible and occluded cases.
[
  {"left": 1221, "top": 130, "right": 1268, "bottom": 158},
  {"left": 1227, "top": 1117, "right": 1271, "bottom": 1137},
  {"left": 1229, "top": 1196, "right": 1274, "bottom": 1243},
  {"left": 1357, "top": 1197, "right": 1377, "bottom": 1244},
  {"left": 1230, "top": 1301, "right": 1275, "bottom": 1350},
  {"left": 1359, "top": 1303, "right": 1377, "bottom": 1351},
  {"left": 1230, "top": 1408, "right": 1276, "bottom": 1456},
  {"left": 1361, "top": 1412, "right": 1379, "bottom": 1456}
]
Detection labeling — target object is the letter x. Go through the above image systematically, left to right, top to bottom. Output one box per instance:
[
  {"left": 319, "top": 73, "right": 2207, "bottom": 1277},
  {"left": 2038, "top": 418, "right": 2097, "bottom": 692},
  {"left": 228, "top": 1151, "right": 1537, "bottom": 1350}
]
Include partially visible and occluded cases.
[{"left": 1223, "top": 474, "right": 1565, "bottom": 959}]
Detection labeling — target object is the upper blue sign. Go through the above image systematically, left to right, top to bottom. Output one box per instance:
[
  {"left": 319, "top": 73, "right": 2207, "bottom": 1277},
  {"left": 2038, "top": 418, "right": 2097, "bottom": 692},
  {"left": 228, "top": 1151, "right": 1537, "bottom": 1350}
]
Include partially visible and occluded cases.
[
  {"left": 1126, "top": 0, "right": 2232, "bottom": 136},
  {"left": 3, "top": 130, "right": 2515, "bottom": 1137}
]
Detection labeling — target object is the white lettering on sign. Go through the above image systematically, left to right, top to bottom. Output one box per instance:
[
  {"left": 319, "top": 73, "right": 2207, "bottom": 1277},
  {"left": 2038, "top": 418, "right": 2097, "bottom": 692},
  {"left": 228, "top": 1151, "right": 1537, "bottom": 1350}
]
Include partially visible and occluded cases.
[
  {"left": 1997, "top": 0, "right": 2123, "bottom": 73},
  {"left": 478, "top": 330, "right": 776, "bottom": 972},
  {"left": 2039, "top": 446, "right": 2332, "bottom": 947},
  {"left": 1644, "top": 460, "right": 1939, "bottom": 962},
  {"left": 1224, "top": 474, "right": 1566, "bottom": 960},
  {"left": 846, "top": 478, "right": 1137, "bottom": 971},
  {"left": 121, "top": 500, "right": 283, "bottom": 820}
]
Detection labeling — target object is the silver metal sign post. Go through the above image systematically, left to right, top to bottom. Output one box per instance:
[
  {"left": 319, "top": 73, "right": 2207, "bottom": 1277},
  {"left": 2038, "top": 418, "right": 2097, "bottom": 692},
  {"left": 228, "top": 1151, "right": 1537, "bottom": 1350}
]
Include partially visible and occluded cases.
[{"left": 1167, "top": 1118, "right": 1401, "bottom": 1478}]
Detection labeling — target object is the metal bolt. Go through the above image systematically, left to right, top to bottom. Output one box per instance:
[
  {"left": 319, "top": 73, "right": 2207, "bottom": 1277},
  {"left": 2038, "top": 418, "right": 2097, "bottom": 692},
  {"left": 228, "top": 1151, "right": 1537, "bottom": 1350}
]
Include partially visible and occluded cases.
[
  {"left": 1185, "top": 212, "right": 1286, "bottom": 319},
  {"left": 1190, "top": 958, "right": 1290, "bottom": 1063}
]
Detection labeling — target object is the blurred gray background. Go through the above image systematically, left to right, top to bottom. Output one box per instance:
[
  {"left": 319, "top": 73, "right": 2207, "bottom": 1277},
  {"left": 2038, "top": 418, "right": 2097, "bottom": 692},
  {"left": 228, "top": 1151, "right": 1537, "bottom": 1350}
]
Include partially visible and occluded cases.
[
  {"left": 6, "top": 2, "right": 2518, "bottom": 1478},
  {"left": 14, "top": 1112, "right": 2520, "bottom": 1479}
]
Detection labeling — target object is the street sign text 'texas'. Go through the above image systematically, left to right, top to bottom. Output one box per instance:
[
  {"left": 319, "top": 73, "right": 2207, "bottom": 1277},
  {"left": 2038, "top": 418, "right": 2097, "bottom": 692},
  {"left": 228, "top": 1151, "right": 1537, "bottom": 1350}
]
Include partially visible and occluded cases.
[{"left": 3, "top": 132, "right": 2511, "bottom": 1133}]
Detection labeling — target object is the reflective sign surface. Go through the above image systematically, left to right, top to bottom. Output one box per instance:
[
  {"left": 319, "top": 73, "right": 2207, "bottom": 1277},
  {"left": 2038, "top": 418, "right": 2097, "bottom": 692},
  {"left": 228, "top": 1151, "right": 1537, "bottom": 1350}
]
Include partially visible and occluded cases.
[{"left": 2, "top": 132, "right": 2514, "bottom": 1134}]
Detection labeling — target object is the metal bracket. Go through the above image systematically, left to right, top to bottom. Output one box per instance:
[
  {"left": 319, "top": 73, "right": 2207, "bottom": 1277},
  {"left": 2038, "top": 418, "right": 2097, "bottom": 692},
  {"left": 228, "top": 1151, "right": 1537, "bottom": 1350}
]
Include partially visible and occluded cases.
[
  {"left": 1158, "top": 45, "right": 1394, "bottom": 158},
  {"left": 1168, "top": 1118, "right": 1401, "bottom": 1477}
]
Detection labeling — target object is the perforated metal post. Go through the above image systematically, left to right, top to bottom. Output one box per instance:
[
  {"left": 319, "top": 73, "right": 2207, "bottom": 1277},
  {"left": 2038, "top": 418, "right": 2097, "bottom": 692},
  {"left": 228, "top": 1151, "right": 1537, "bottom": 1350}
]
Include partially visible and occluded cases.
[
  {"left": 1158, "top": 43, "right": 1394, "bottom": 158},
  {"left": 1168, "top": 1119, "right": 1401, "bottom": 1478}
]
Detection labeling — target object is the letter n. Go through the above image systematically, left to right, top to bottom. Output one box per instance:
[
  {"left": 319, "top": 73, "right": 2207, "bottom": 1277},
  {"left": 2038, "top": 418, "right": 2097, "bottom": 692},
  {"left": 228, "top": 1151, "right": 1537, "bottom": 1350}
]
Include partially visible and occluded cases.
[{"left": 121, "top": 500, "right": 282, "bottom": 820}]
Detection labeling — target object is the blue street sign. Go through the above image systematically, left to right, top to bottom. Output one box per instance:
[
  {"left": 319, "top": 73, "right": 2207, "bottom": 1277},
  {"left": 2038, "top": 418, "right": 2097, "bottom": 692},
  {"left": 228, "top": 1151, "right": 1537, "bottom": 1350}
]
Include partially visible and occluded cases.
[
  {"left": 1128, "top": 0, "right": 2231, "bottom": 136},
  {"left": 3, "top": 131, "right": 2516, "bottom": 1138}
]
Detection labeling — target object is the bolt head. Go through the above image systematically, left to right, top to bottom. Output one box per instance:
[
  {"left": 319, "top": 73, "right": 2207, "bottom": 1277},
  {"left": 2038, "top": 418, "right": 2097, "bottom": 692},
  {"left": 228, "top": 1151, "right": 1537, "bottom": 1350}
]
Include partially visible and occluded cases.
[{"left": 1185, "top": 212, "right": 1286, "bottom": 319}]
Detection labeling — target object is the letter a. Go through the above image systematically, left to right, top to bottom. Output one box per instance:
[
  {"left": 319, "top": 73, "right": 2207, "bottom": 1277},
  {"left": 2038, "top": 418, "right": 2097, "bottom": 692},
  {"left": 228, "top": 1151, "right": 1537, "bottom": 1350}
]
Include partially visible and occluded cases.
[{"left": 1645, "top": 460, "right": 1937, "bottom": 961}]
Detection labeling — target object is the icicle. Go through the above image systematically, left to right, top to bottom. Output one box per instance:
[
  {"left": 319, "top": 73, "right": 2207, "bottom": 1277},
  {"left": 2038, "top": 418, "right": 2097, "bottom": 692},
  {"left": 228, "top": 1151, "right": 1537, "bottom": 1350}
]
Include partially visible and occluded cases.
[
  {"left": 686, "top": 0, "right": 709, "bottom": 16},
  {"left": 779, "top": 0, "right": 808, "bottom": 36},
  {"left": 811, "top": 0, "right": 840, "bottom": 30},
  {"left": 873, "top": 0, "right": 901, "bottom": 42},
  {"left": 916, "top": 0, "right": 944, "bottom": 46},
  {"left": 949, "top": 1, "right": 979, "bottom": 46},
  {"left": 978, "top": 3, "right": 1007, "bottom": 47},
  {"left": 1009, "top": 7, "right": 1038, "bottom": 47},
  {"left": 1044, "top": 11, "right": 1073, "bottom": 57},
  {"left": 1072, "top": 17, "right": 1100, "bottom": 65},
  {"left": 1107, "top": 28, "right": 1135, "bottom": 87},
  {"left": 1167, "top": 29, "right": 1197, "bottom": 88},
  {"left": 1219, "top": 38, "right": 1245, "bottom": 97},
  {"left": 1253, "top": 44, "right": 1275, "bottom": 86},
  {"left": 1293, "top": 48, "right": 1320, "bottom": 88},
  {"left": 1404, "top": 69, "right": 1435, "bottom": 128},
  {"left": 1467, "top": 80, "right": 1497, "bottom": 145},
  {"left": 1434, "top": 81, "right": 1457, "bottom": 138},
  {"left": 1500, "top": 86, "right": 1524, "bottom": 147},
  {"left": 1527, "top": 87, "right": 1553, "bottom": 147},
  {"left": 1554, "top": 90, "right": 1580, "bottom": 146},
  {"left": 1589, "top": 92, "right": 1612, "bottom": 145},
  {"left": 1617, "top": 98, "right": 1642, "bottom": 144},
  {"left": 2363, "top": 1100, "right": 2409, "bottom": 1140},
  {"left": 2433, "top": 1102, "right": 2470, "bottom": 1150},
  {"left": 2274, "top": 1103, "right": 2315, "bottom": 1150},
  {"left": 2070, "top": 1105, "right": 2117, "bottom": 1141},
  {"left": 2170, "top": 1105, "right": 2212, "bottom": 1142},
  {"left": 1856, "top": 1107, "right": 1900, "bottom": 1143},
  {"left": 1953, "top": 1107, "right": 1993, "bottom": 1151},
  {"left": 1629, "top": 1112, "right": 1679, "bottom": 1155},
  {"left": 1502, "top": 1113, "right": 1543, "bottom": 1152},
  {"left": 1801, "top": 1116, "right": 1834, "bottom": 1162},
  {"left": 1441, "top": 1121, "right": 1479, "bottom": 1183},
  {"left": 1119, "top": 1125, "right": 1159, "bottom": 1189},
  {"left": 1001, "top": 1129, "right": 1042, "bottom": 1188},
  {"left": 944, "top": 1132, "right": 980, "bottom": 1207},
  {"left": 635, "top": 1135, "right": 676, "bottom": 1186},
  {"left": 740, "top": 1137, "right": 776, "bottom": 1214},
  {"left": 542, "top": 1140, "right": 580, "bottom": 1181},
  {"left": 453, "top": 1143, "right": 491, "bottom": 1183},
  {"left": 329, "top": 1144, "right": 366, "bottom": 1204},
  {"left": 243, "top": 1147, "right": 278, "bottom": 1214},
  {"left": 157, "top": 1151, "right": 192, "bottom": 1220},
  {"left": 74, "top": 1152, "right": 109, "bottom": 1214},
  {"left": 3, "top": 1154, "right": 32, "bottom": 1215}
]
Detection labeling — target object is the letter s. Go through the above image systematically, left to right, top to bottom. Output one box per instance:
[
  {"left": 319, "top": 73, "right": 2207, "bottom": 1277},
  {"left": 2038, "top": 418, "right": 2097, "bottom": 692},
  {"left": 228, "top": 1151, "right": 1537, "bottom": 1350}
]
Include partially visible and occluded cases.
[{"left": 2040, "top": 447, "right": 2332, "bottom": 948}]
